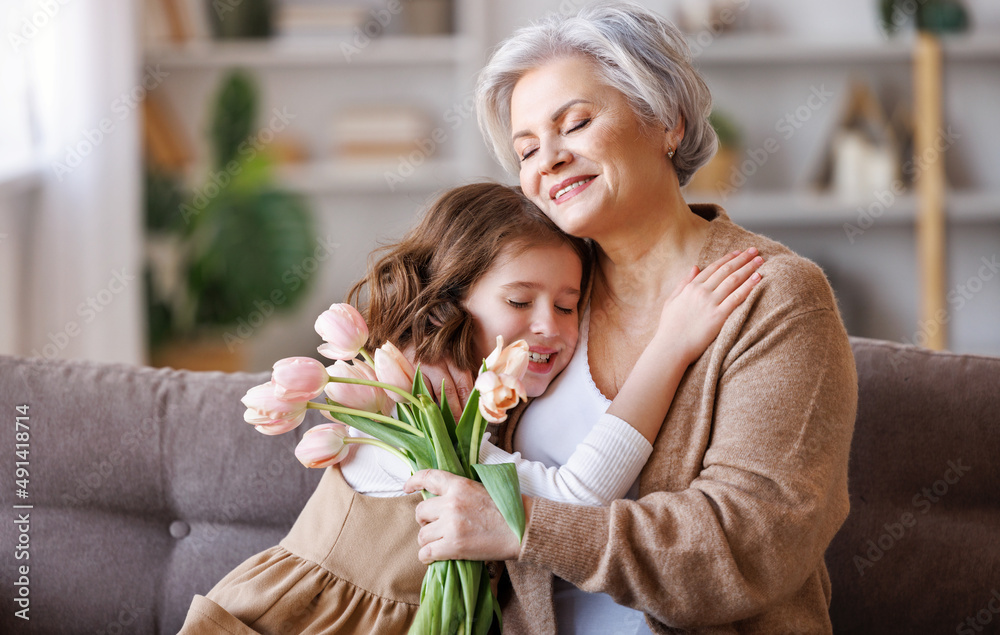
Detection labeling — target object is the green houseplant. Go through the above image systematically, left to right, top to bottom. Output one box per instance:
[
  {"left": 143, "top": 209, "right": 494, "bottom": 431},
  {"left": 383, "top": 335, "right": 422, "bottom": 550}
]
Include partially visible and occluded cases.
[
  {"left": 879, "top": 0, "right": 970, "bottom": 35},
  {"left": 147, "top": 70, "right": 315, "bottom": 370}
]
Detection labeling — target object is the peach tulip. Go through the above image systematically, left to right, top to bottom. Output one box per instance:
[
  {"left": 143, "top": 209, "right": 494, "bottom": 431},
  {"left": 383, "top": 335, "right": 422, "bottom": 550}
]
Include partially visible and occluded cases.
[
  {"left": 315, "top": 303, "right": 369, "bottom": 360},
  {"left": 484, "top": 336, "right": 529, "bottom": 381},
  {"left": 373, "top": 342, "right": 417, "bottom": 403},
  {"left": 271, "top": 357, "right": 329, "bottom": 401},
  {"left": 325, "top": 360, "right": 391, "bottom": 415},
  {"left": 474, "top": 371, "right": 526, "bottom": 424},
  {"left": 241, "top": 382, "right": 308, "bottom": 434},
  {"left": 294, "top": 423, "right": 352, "bottom": 468}
]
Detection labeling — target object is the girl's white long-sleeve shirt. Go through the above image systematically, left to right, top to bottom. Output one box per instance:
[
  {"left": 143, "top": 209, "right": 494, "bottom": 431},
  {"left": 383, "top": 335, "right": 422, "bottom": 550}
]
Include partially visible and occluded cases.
[{"left": 338, "top": 412, "right": 651, "bottom": 507}]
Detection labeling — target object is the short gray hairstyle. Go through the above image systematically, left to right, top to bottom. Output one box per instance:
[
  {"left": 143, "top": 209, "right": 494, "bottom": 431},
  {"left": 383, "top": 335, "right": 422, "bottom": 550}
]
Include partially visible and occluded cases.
[{"left": 476, "top": 1, "right": 717, "bottom": 187}]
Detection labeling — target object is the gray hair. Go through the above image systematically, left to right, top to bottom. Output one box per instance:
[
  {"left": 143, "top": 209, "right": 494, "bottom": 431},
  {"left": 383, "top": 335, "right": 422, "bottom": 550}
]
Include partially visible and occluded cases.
[{"left": 476, "top": 1, "right": 717, "bottom": 187}]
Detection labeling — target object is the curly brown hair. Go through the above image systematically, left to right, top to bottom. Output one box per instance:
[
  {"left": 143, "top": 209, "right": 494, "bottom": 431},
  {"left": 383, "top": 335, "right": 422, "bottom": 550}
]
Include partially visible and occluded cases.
[{"left": 348, "top": 182, "right": 593, "bottom": 374}]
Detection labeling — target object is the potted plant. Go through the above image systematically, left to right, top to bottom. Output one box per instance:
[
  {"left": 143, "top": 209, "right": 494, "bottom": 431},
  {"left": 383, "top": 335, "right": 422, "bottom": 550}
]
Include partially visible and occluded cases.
[
  {"left": 879, "top": 0, "right": 970, "bottom": 35},
  {"left": 146, "top": 71, "right": 315, "bottom": 371},
  {"left": 684, "top": 108, "right": 743, "bottom": 197}
]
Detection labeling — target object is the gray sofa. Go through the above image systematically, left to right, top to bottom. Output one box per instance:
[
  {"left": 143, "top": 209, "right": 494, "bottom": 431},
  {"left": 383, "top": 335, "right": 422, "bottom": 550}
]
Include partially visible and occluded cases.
[{"left": 1, "top": 337, "right": 998, "bottom": 634}]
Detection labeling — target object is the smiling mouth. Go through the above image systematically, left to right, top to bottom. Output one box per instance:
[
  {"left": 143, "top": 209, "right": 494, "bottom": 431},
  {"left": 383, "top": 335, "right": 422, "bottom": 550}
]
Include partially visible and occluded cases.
[
  {"left": 551, "top": 176, "right": 595, "bottom": 200},
  {"left": 528, "top": 351, "right": 551, "bottom": 364}
]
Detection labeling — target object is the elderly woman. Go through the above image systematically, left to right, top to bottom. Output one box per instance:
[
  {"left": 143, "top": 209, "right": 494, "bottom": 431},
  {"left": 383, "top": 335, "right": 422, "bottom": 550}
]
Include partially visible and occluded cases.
[{"left": 405, "top": 2, "right": 857, "bottom": 632}]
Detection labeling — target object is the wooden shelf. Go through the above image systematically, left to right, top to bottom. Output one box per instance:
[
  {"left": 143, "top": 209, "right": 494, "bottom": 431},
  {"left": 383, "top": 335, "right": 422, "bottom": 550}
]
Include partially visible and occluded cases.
[
  {"left": 689, "top": 31, "right": 1000, "bottom": 66},
  {"left": 146, "top": 35, "right": 464, "bottom": 68},
  {"left": 181, "top": 158, "right": 460, "bottom": 195},
  {"left": 276, "top": 158, "right": 461, "bottom": 194},
  {"left": 686, "top": 189, "right": 1000, "bottom": 226}
]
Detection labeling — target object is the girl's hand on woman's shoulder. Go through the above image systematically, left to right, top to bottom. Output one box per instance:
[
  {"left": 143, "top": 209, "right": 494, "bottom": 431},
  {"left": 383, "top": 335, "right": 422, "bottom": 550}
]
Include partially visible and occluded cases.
[{"left": 656, "top": 247, "right": 764, "bottom": 364}]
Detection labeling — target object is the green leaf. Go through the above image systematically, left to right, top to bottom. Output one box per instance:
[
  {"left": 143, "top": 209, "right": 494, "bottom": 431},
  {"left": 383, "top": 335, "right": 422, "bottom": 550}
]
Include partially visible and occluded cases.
[
  {"left": 412, "top": 366, "right": 433, "bottom": 400},
  {"left": 439, "top": 388, "right": 456, "bottom": 429},
  {"left": 454, "top": 391, "right": 484, "bottom": 480},
  {"left": 418, "top": 396, "right": 465, "bottom": 476},
  {"left": 324, "top": 401, "right": 431, "bottom": 471},
  {"left": 396, "top": 402, "right": 427, "bottom": 440},
  {"left": 472, "top": 463, "right": 526, "bottom": 544},
  {"left": 442, "top": 560, "right": 462, "bottom": 633},
  {"left": 455, "top": 560, "right": 479, "bottom": 634},
  {"left": 411, "top": 562, "right": 444, "bottom": 635},
  {"left": 471, "top": 564, "right": 499, "bottom": 635}
]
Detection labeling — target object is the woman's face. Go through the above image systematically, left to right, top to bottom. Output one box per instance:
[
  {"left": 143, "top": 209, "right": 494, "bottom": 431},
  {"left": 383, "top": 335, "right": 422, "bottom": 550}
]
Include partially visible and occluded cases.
[
  {"left": 510, "top": 55, "right": 678, "bottom": 241},
  {"left": 464, "top": 242, "right": 582, "bottom": 398}
]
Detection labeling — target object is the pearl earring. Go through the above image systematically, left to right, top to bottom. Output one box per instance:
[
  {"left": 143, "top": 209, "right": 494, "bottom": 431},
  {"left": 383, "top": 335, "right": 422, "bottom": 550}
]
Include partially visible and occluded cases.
[{"left": 667, "top": 148, "right": 675, "bottom": 158}]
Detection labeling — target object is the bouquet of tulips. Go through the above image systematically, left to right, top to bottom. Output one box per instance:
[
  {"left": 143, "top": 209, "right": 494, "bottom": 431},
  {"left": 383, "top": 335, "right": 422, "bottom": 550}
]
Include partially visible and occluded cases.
[{"left": 241, "top": 303, "right": 529, "bottom": 635}]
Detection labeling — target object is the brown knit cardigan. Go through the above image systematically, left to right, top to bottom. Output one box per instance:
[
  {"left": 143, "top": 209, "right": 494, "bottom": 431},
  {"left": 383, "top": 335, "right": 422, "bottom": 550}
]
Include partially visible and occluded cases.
[{"left": 490, "top": 205, "right": 858, "bottom": 633}]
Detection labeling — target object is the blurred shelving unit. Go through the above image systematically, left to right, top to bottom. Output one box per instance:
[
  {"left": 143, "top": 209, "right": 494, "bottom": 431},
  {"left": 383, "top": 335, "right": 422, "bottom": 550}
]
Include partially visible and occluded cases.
[
  {"left": 143, "top": 0, "right": 490, "bottom": 369},
  {"left": 143, "top": 4, "right": 1000, "bottom": 359},
  {"left": 685, "top": 30, "right": 1000, "bottom": 353},
  {"left": 145, "top": 35, "right": 465, "bottom": 67}
]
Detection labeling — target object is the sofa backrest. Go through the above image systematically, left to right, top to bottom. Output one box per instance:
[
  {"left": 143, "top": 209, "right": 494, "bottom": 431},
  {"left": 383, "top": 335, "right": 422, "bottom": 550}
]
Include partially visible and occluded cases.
[
  {"left": 1, "top": 337, "right": 998, "bottom": 633},
  {"left": 826, "top": 338, "right": 1000, "bottom": 634},
  {"left": 0, "top": 355, "right": 322, "bottom": 634}
]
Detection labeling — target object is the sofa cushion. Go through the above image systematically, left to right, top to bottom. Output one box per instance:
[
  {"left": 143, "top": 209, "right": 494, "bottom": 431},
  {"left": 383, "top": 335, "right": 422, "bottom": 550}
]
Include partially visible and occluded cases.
[
  {"left": 827, "top": 337, "right": 1000, "bottom": 634},
  {"left": 0, "top": 355, "right": 323, "bottom": 634}
]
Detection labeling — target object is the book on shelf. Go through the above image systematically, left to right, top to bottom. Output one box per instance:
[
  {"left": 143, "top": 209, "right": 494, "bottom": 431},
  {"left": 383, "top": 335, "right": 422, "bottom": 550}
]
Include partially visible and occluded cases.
[
  {"left": 145, "top": 0, "right": 211, "bottom": 44},
  {"left": 274, "top": 3, "right": 368, "bottom": 39},
  {"left": 143, "top": 95, "right": 192, "bottom": 171},
  {"left": 331, "top": 106, "right": 433, "bottom": 161}
]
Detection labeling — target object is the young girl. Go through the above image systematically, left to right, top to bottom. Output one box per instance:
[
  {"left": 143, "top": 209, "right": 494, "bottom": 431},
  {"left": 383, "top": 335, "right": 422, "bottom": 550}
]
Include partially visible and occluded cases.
[{"left": 180, "top": 183, "right": 762, "bottom": 634}]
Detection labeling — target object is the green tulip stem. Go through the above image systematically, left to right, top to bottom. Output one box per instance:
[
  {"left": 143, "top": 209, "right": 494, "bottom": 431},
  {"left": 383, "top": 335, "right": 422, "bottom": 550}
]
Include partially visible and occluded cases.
[
  {"left": 359, "top": 347, "right": 375, "bottom": 367},
  {"left": 327, "top": 375, "right": 423, "bottom": 407},
  {"left": 307, "top": 402, "right": 424, "bottom": 437},
  {"left": 469, "top": 411, "right": 484, "bottom": 468},
  {"left": 343, "top": 437, "right": 412, "bottom": 466}
]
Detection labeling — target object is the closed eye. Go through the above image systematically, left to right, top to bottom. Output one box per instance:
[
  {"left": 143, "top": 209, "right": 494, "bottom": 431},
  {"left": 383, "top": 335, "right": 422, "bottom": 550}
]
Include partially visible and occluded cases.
[
  {"left": 565, "top": 118, "right": 590, "bottom": 134},
  {"left": 519, "top": 147, "right": 537, "bottom": 162},
  {"left": 508, "top": 300, "right": 530, "bottom": 308},
  {"left": 556, "top": 305, "right": 575, "bottom": 315}
]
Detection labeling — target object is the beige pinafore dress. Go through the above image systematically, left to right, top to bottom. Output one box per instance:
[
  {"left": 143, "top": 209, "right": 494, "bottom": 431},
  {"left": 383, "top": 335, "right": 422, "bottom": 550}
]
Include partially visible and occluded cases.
[{"left": 179, "top": 466, "right": 427, "bottom": 634}]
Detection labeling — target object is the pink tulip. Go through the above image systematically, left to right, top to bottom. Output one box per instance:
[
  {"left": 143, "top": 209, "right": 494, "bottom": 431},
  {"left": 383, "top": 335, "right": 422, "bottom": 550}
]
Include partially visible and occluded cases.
[
  {"left": 315, "top": 303, "right": 369, "bottom": 360},
  {"left": 483, "top": 336, "right": 529, "bottom": 381},
  {"left": 373, "top": 342, "right": 417, "bottom": 403},
  {"left": 271, "top": 357, "right": 329, "bottom": 401},
  {"left": 324, "top": 360, "right": 391, "bottom": 415},
  {"left": 475, "top": 371, "right": 526, "bottom": 424},
  {"left": 241, "top": 382, "right": 308, "bottom": 434},
  {"left": 246, "top": 412, "right": 306, "bottom": 436},
  {"left": 295, "top": 423, "right": 352, "bottom": 468}
]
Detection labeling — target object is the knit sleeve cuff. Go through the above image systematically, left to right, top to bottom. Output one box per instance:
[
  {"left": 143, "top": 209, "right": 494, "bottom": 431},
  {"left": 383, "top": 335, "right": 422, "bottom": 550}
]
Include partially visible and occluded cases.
[{"left": 518, "top": 497, "right": 611, "bottom": 586}]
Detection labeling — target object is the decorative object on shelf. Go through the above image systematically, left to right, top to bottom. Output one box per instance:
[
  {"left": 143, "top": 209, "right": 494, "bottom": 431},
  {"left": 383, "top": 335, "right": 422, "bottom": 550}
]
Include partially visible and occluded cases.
[
  {"left": 208, "top": 0, "right": 274, "bottom": 39},
  {"left": 403, "top": 0, "right": 453, "bottom": 35},
  {"left": 675, "top": 0, "right": 746, "bottom": 34},
  {"left": 879, "top": 0, "right": 970, "bottom": 36},
  {"left": 273, "top": 3, "right": 368, "bottom": 39},
  {"left": 147, "top": 70, "right": 316, "bottom": 371},
  {"left": 814, "top": 81, "right": 901, "bottom": 202},
  {"left": 142, "top": 94, "right": 192, "bottom": 171},
  {"left": 331, "top": 106, "right": 434, "bottom": 162},
  {"left": 684, "top": 109, "right": 742, "bottom": 197}
]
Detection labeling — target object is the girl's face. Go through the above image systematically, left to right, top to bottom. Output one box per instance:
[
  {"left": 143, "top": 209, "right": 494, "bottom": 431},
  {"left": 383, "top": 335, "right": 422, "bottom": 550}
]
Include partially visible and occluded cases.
[{"left": 464, "top": 242, "right": 583, "bottom": 398}]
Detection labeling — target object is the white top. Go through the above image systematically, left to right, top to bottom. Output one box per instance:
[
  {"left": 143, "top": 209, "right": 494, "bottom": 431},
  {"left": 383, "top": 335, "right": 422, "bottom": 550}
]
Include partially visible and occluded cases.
[{"left": 513, "top": 307, "right": 654, "bottom": 634}]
